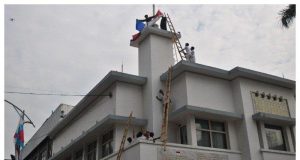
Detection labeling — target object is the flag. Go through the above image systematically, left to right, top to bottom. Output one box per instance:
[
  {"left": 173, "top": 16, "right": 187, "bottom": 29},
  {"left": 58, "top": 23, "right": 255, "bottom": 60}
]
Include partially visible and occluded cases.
[
  {"left": 155, "top": 10, "right": 163, "bottom": 17},
  {"left": 136, "top": 19, "right": 145, "bottom": 32},
  {"left": 131, "top": 32, "right": 141, "bottom": 41},
  {"left": 14, "top": 114, "right": 24, "bottom": 160}
]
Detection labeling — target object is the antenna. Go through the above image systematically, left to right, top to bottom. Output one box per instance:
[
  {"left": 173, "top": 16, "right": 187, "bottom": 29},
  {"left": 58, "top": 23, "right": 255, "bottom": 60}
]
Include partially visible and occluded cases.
[
  {"left": 153, "top": 4, "right": 155, "bottom": 16},
  {"left": 121, "top": 60, "right": 124, "bottom": 73},
  {"left": 282, "top": 73, "right": 285, "bottom": 79}
]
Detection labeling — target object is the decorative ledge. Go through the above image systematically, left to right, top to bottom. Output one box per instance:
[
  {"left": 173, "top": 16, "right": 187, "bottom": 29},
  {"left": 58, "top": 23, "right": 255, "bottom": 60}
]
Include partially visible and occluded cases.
[
  {"left": 130, "top": 26, "right": 180, "bottom": 48},
  {"left": 169, "top": 105, "right": 243, "bottom": 122},
  {"left": 252, "top": 112, "right": 295, "bottom": 126},
  {"left": 260, "top": 149, "right": 295, "bottom": 155}
]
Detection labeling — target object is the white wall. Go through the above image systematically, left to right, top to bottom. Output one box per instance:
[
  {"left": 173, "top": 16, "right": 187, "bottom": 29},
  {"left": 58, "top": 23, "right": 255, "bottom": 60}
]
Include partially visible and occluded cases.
[
  {"left": 138, "top": 33, "right": 174, "bottom": 137},
  {"left": 185, "top": 72, "right": 235, "bottom": 112},
  {"left": 170, "top": 73, "right": 188, "bottom": 111},
  {"left": 233, "top": 77, "right": 295, "bottom": 160},
  {"left": 239, "top": 78, "right": 295, "bottom": 118},
  {"left": 115, "top": 82, "right": 143, "bottom": 118},
  {"left": 52, "top": 85, "right": 116, "bottom": 154},
  {"left": 227, "top": 122, "right": 239, "bottom": 151},
  {"left": 114, "top": 124, "right": 144, "bottom": 152},
  {"left": 261, "top": 151, "right": 295, "bottom": 160}
]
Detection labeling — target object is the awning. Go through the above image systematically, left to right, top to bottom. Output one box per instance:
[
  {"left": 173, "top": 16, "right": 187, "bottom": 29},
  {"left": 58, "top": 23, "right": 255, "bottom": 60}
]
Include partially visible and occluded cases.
[
  {"left": 169, "top": 105, "right": 243, "bottom": 122},
  {"left": 252, "top": 112, "right": 295, "bottom": 126}
]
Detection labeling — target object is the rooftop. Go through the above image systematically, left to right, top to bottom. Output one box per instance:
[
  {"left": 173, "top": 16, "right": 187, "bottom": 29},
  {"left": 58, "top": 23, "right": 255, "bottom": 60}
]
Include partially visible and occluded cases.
[{"left": 160, "top": 60, "right": 295, "bottom": 89}]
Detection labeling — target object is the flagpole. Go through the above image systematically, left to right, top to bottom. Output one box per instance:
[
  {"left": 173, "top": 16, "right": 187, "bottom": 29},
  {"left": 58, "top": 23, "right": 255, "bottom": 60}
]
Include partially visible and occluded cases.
[{"left": 153, "top": 4, "right": 155, "bottom": 16}]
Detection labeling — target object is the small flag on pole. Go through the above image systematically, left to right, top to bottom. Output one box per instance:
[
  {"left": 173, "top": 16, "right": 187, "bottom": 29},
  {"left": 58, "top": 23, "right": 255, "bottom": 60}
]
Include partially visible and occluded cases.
[
  {"left": 155, "top": 10, "right": 163, "bottom": 17},
  {"left": 136, "top": 19, "right": 145, "bottom": 32},
  {"left": 14, "top": 113, "right": 24, "bottom": 160}
]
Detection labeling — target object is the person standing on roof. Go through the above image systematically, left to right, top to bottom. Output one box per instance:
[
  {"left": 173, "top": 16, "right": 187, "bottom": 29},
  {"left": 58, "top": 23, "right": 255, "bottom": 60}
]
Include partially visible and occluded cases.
[
  {"left": 137, "top": 14, "right": 156, "bottom": 26},
  {"left": 181, "top": 43, "right": 191, "bottom": 60},
  {"left": 189, "top": 46, "right": 196, "bottom": 63}
]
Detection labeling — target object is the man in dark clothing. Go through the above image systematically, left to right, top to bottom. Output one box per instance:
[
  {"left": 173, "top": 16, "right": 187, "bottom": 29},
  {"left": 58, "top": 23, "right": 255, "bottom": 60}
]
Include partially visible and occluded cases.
[
  {"left": 137, "top": 14, "right": 156, "bottom": 25},
  {"left": 160, "top": 16, "right": 167, "bottom": 30}
]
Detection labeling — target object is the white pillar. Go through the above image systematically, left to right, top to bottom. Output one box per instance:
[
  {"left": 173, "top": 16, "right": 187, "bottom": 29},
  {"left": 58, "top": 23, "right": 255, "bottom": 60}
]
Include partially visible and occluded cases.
[
  {"left": 130, "top": 27, "right": 177, "bottom": 136},
  {"left": 186, "top": 115, "right": 197, "bottom": 146},
  {"left": 258, "top": 121, "right": 268, "bottom": 149},
  {"left": 284, "top": 126, "right": 295, "bottom": 152},
  {"left": 96, "top": 136, "right": 100, "bottom": 160},
  {"left": 82, "top": 144, "right": 86, "bottom": 160}
]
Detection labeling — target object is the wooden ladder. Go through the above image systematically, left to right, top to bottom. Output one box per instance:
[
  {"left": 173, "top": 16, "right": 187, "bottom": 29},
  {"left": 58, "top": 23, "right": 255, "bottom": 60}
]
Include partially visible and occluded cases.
[
  {"left": 165, "top": 13, "right": 186, "bottom": 61},
  {"left": 160, "top": 66, "right": 173, "bottom": 151},
  {"left": 116, "top": 112, "right": 133, "bottom": 160}
]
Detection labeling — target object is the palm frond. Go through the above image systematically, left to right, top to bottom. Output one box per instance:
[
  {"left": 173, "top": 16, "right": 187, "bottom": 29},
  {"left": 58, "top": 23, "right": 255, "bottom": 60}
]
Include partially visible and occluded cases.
[{"left": 279, "top": 4, "right": 296, "bottom": 28}]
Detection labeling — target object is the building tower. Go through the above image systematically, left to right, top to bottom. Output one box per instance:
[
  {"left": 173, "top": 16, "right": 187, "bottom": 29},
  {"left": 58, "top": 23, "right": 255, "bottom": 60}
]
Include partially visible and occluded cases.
[{"left": 130, "top": 26, "right": 178, "bottom": 135}]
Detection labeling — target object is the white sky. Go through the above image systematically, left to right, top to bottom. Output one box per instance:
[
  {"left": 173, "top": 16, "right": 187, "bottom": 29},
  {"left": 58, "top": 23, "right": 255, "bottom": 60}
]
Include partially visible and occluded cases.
[{"left": 4, "top": 4, "right": 295, "bottom": 158}]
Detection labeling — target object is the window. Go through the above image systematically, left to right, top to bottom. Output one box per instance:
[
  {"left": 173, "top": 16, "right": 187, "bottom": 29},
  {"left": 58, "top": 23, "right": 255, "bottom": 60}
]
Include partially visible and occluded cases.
[
  {"left": 195, "top": 119, "right": 227, "bottom": 149},
  {"left": 265, "top": 124, "right": 286, "bottom": 151},
  {"left": 180, "top": 126, "right": 188, "bottom": 144},
  {"left": 102, "top": 130, "right": 114, "bottom": 158},
  {"left": 87, "top": 141, "right": 97, "bottom": 160},
  {"left": 40, "top": 149, "right": 47, "bottom": 160},
  {"left": 74, "top": 150, "right": 82, "bottom": 160},
  {"left": 31, "top": 156, "right": 38, "bottom": 160}
]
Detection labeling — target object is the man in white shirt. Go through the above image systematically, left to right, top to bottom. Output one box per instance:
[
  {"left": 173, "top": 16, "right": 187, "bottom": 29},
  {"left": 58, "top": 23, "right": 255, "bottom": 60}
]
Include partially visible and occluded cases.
[
  {"left": 182, "top": 43, "right": 191, "bottom": 60},
  {"left": 189, "top": 46, "right": 195, "bottom": 63}
]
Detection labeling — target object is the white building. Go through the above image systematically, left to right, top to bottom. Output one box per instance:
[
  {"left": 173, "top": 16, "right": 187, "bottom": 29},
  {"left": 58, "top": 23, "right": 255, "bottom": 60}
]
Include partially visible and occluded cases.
[{"left": 21, "top": 26, "right": 295, "bottom": 160}]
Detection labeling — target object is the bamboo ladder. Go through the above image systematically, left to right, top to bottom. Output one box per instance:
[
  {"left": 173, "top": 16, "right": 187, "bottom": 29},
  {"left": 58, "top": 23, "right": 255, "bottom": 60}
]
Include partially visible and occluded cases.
[
  {"left": 165, "top": 13, "right": 186, "bottom": 61},
  {"left": 160, "top": 66, "right": 173, "bottom": 151},
  {"left": 116, "top": 112, "right": 133, "bottom": 160}
]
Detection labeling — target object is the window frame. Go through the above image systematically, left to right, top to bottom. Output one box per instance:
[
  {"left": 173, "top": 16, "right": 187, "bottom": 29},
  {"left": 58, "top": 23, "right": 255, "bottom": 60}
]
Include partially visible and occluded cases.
[
  {"left": 195, "top": 119, "right": 228, "bottom": 149},
  {"left": 264, "top": 124, "right": 287, "bottom": 151},
  {"left": 179, "top": 125, "right": 188, "bottom": 145},
  {"left": 101, "top": 130, "right": 114, "bottom": 158},
  {"left": 87, "top": 141, "right": 97, "bottom": 160},
  {"left": 39, "top": 149, "right": 47, "bottom": 160},
  {"left": 74, "top": 149, "right": 83, "bottom": 160}
]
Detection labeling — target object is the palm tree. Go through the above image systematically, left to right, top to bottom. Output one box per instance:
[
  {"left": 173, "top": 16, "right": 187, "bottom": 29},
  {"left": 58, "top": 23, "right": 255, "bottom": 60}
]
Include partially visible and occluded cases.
[{"left": 279, "top": 4, "right": 296, "bottom": 28}]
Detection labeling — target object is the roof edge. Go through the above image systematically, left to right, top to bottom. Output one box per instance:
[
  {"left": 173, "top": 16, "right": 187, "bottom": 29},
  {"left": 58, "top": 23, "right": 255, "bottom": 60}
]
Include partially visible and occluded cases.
[
  {"left": 161, "top": 61, "right": 295, "bottom": 89},
  {"left": 49, "top": 71, "right": 146, "bottom": 138}
]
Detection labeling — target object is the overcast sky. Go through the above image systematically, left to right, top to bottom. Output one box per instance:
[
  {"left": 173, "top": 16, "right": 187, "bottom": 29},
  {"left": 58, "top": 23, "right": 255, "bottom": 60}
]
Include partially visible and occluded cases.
[{"left": 4, "top": 4, "right": 295, "bottom": 158}]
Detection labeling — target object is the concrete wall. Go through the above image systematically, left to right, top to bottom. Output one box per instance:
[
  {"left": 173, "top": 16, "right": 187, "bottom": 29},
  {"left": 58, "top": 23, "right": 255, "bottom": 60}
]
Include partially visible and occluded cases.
[
  {"left": 138, "top": 33, "right": 174, "bottom": 136},
  {"left": 185, "top": 72, "right": 235, "bottom": 112},
  {"left": 170, "top": 73, "right": 188, "bottom": 111},
  {"left": 232, "top": 77, "right": 295, "bottom": 160},
  {"left": 239, "top": 78, "right": 295, "bottom": 118},
  {"left": 115, "top": 82, "right": 143, "bottom": 118},
  {"left": 52, "top": 85, "right": 117, "bottom": 154},
  {"left": 22, "top": 104, "right": 73, "bottom": 159},
  {"left": 227, "top": 122, "right": 239, "bottom": 151},
  {"left": 102, "top": 140, "right": 242, "bottom": 160},
  {"left": 261, "top": 150, "right": 295, "bottom": 160}
]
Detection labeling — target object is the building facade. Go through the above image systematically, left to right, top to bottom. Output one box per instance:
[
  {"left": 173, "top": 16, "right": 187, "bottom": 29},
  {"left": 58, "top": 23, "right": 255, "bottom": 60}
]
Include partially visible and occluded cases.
[{"left": 21, "top": 26, "right": 295, "bottom": 160}]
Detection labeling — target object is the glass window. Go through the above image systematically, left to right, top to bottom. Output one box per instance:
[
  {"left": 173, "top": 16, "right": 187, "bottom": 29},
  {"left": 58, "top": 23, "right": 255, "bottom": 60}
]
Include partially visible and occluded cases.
[
  {"left": 195, "top": 119, "right": 228, "bottom": 149},
  {"left": 195, "top": 119, "right": 209, "bottom": 130},
  {"left": 211, "top": 122, "right": 225, "bottom": 132},
  {"left": 265, "top": 124, "right": 286, "bottom": 151},
  {"left": 180, "top": 126, "right": 188, "bottom": 144},
  {"left": 102, "top": 130, "right": 114, "bottom": 158},
  {"left": 197, "top": 130, "right": 211, "bottom": 147},
  {"left": 212, "top": 132, "right": 227, "bottom": 149},
  {"left": 87, "top": 141, "right": 97, "bottom": 160},
  {"left": 40, "top": 149, "right": 47, "bottom": 160},
  {"left": 74, "top": 150, "right": 82, "bottom": 160},
  {"left": 31, "top": 156, "right": 38, "bottom": 160}
]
